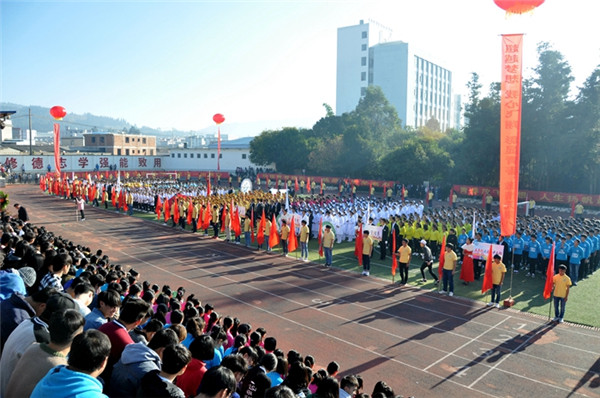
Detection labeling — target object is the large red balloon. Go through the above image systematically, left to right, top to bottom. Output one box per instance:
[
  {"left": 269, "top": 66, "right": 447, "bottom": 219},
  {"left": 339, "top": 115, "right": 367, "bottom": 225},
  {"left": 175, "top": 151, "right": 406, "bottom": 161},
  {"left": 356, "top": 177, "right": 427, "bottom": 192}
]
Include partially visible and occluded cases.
[
  {"left": 494, "top": 0, "right": 544, "bottom": 14},
  {"left": 50, "top": 106, "right": 67, "bottom": 120},
  {"left": 213, "top": 113, "right": 225, "bottom": 125}
]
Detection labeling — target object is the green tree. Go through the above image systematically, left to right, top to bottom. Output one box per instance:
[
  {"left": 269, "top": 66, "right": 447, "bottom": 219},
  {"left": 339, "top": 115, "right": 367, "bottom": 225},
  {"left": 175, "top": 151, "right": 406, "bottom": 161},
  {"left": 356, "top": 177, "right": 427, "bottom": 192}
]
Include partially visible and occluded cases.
[{"left": 249, "top": 128, "right": 310, "bottom": 173}]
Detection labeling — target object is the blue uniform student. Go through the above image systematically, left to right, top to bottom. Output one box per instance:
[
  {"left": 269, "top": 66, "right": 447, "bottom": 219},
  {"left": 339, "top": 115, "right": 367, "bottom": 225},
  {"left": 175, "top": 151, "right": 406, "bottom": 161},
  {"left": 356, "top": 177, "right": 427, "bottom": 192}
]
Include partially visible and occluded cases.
[
  {"left": 511, "top": 234, "right": 524, "bottom": 272},
  {"left": 579, "top": 235, "right": 591, "bottom": 278},
  {"left": 527, "top": 236, "right": 542, "bottom": 277},
  {"left": 541, "top": 237, "right": 553, "bottom": 274},
  {"left": 555, "top": 238, "right": 570, "bottom": 272},
  {"left": 568, "top": 239, "right": 584, "bottom": 286}
]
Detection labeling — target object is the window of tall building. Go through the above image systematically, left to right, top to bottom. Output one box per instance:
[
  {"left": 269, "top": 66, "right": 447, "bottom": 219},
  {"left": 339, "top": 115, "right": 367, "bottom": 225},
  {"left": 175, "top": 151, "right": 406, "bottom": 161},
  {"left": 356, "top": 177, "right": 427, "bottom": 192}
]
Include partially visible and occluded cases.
[
  {"left": 362, "top": 31, "right": 367, "bottom": 39},
  {"left": 361, "top": 44, "right": 367, "bottom": 51},
  {"left": 361, "top": 57, "right": 366, "bottom": 66},
  {"left": 361, "top": 72, "right": 366, "bottom": 81},
  {"left": 125, "top": 137, "right": 130, "bottom": 143},
  {"left": 178, "top": 153, "right": 181, "bottom": 158},
  {"left": 184, "top": 153, "right": 188, "bottom": 158},
  {"left": 197, "top": 153, "right": 201, "bottom": 158},
  {"left": 172, "top": 154, "right": 175, "bottom": 158},
  {"left": 204, "top": 154, "right": 208, "bottom": 158},
  {"left": 211, "top": 154, "right": 215, "bottom": 159},
  {"left": 219, "top": 154, "right": 222, "bottom": 159},
  {"left": 242, "top": 154, "right": 247, "bottom": 159}
]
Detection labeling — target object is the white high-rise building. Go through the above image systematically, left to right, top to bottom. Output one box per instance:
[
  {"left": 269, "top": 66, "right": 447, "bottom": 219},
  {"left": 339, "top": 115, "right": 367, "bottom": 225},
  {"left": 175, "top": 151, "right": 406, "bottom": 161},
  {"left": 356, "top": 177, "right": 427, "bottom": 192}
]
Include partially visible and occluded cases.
[{"left": 336, "top": 20, "right": 458, "bottom": 131}]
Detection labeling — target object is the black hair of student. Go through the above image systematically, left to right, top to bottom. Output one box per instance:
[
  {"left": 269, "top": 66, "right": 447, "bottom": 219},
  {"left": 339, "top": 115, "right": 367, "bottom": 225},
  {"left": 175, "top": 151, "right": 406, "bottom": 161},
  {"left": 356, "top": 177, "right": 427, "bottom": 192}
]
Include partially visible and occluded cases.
[
  {"left": 51, "top": 253, "right": 73, "bottom": 272},
  {"left": 74, "top": 282, "right": 95, "bottom": 297},
  {"left": 30, "top": 287, "right": 58, "bottom": 304},
  {"left": 97, "top": 289, "right": 121, "bottom": 308},
  {"left": 119, "top": 298, "right": 151, "bottom": 324},
  {"left": 49, "top": 309, "right": 85, "bottom": 346},
  {"left": 170, "top": 309, "right": 184, "bottom": 325},
  {"left": 206, "top": 311, "right": 220, "bottom": 332},
  {"left": 222, "top": 316, "right": 233, "bottom": 330},
  {"left": 231, "top": 317, "right": 241, "bottom": 335},
  {"left": 144, "top": 318, "right": 164, "bottom": 333},
  {"left": 168, "top": 324, "right": 187, "bottom": 342},
  {"left": 210, "top": 325, "right": 227, "bottom": 343},
  {"left": 255, "top": 327, "right": 266, "bottom": 337},
  {"left": 148, "top": 328, "right": 179, "bottom": 350},
  {"left": 68, "top": 329, "right": 111, "bottom": 373},
  {"left": 249, "top": 331, "right": 261, "bottom": 347},
  {"left": 232, "top": 333, "right": 248, "bottom": 349},
  {"left": 189, "top": 334, "right": 215, "bottom": 361},
  {"left": 264, "top": 336, "right": 277, "bottom": 352},
  {"left": 161, "top": 344, "right": 192, "bottom": 375},
  {"left": 238, "top": 346, "right": 258, "bottom": 365},
  {"left": 260, "top": 353, "right": 277, "bottom": 373},
  {"left": 220, "top": 354, "right": 248, "bottom": 376},
  {"left": 303, "top": 355, "right": 314, "bottom": 368},
  {"left": 275, "top": 356, "right": 288, "bottom": 377},
  {"left": 326, "top": 361, "right": 339, "bottom": 375},
  {"left": 282, "top": 362, "right": 311, "bottom": 393},
  {"left": 197, "top": 366, "right": 237, "bottom": 397},
  {"left": 312, "top": 369, "right": 328, "bottom": 388},
  {"left": 340, "top": 376, "right": 359, "bottom": 391},
  {"left": 315, "top": 377, "right": 340, "bottom": 398},
  {"left": 371, "top": 381, "right": 395, "bottom": 398},
  {"left": 265, "top": 385, "right": 296, "bottom": 398}
]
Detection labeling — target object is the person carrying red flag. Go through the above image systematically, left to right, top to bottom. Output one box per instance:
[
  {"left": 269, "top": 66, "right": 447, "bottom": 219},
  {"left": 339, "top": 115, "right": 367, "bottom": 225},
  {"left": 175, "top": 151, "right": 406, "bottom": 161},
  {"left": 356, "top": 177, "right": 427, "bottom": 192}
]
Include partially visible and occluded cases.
[
  {"left": 155, "top": 195, "right": 163, "bottom": 220},
  {"left": 268, "top": 214, "right": 278, "bottom": 251},
  {"left": 288, "top": 217, "right": 298, "bottom": 255},
  {"left": 280, "top": 219, "right": 290, "bottom": 256},
  {"left": 317, "top": 219, "right": 323, "bottom": 257},
  {"left": 321, "top": 224, "right": 334, "bottom": 267},
  {"left": 361, "top": 230, "right": 374, "bottom": 276},
  {"left": 551, "top": 264, "right": 571, "bottom": 323}
]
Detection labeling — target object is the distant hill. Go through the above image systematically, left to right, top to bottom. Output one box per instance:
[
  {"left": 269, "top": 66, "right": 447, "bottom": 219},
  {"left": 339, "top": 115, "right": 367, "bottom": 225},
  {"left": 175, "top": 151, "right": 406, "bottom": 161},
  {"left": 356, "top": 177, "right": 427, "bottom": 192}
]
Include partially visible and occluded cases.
[
  {"left": 0, "top": 102, "right": 193, "bottom": 137},
  {"left": 1, "top": 102, "right": 314, "bottom": 139}
]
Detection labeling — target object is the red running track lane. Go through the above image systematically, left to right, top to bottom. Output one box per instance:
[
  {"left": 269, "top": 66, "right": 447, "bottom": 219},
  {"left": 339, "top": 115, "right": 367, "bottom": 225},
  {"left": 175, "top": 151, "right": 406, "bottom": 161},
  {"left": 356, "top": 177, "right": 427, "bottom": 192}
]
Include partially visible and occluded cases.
[{"left": 10, "top": 185, "right": 600, "bottom": 398}]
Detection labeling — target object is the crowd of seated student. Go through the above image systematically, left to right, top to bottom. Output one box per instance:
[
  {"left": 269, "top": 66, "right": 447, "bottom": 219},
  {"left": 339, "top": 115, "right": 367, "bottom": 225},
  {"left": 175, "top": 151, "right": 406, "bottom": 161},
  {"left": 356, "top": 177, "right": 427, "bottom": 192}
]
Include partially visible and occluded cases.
[{"left": 0, "top": 215, "right": 412, "bottom": 398}]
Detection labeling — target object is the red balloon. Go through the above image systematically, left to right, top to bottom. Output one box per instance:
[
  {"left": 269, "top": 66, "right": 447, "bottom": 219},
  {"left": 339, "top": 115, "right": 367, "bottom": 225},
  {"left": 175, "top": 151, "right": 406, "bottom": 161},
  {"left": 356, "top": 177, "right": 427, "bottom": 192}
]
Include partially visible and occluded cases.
[
  {"left": 494, "top": 0, "right": 544, "bottom": 14},
  {"left": 50, "top": 106, "right": 67, "bottom": 120},
  {"left": 213, "top": 113, "right": 225, "bottom": 125}
]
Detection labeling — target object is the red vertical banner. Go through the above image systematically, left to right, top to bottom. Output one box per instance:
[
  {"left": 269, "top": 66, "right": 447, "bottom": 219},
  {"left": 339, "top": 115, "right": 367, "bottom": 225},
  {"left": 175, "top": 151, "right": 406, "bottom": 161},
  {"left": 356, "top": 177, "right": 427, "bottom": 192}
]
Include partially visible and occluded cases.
[
  {"left": 499, "top": 34, "right": 523, "bottom": 237},
  {"left": 53, "top": 123, "right": 61, "bottom": 175}
]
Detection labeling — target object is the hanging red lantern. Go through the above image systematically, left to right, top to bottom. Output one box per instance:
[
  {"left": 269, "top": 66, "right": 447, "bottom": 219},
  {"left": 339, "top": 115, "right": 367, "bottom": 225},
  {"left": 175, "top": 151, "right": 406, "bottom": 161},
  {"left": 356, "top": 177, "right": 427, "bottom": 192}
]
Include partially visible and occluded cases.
[
  {"left": 494, "top": 0, "right": 544, "bottom": 14},
  {"left": 50, "top": 106, "right": 67, "bottom": 120},
  {"left": 213, "top": 113, "right": 225, "bottom": 125}
]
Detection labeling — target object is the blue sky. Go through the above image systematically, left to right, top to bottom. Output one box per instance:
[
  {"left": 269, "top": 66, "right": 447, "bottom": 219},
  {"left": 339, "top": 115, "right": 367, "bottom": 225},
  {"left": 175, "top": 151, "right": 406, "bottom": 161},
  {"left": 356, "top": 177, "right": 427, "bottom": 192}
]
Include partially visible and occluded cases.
[{"left": 1, "top": 0, "right": 599, "bottom": 137}]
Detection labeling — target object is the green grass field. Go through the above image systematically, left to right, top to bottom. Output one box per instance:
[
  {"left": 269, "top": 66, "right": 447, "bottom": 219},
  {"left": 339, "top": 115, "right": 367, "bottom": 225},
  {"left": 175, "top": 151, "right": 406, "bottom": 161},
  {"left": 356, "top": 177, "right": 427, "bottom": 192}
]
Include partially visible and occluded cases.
[{"left": 117, "top": 207, "right": 600, "bottom": 328}]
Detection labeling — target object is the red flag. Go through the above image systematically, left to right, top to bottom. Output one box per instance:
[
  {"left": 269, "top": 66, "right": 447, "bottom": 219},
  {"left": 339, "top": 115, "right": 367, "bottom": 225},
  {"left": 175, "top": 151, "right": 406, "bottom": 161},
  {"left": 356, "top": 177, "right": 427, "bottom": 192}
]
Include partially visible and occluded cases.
[
  {"left": 499, "top": 34, "right": 524, "bottom": 236},
  {"left": 53, "top": 123, "right": 61, "bottom": 175},
  {"left": 206, "top": 174, "right": 211, "bottom": 197},
  {"left": 294, "top": 177, "right": 299, "bottom": 193},
  {"left": 307, "top": 177, "right": 311, "bottom": 194},
  {"left": 382, "top": 184, "right": 386, "bottom": 199},
  {"left": 402, "top": 185, "right": 406, "bottom": 201},
  {"left": 111, "top": 187, "right": 117, "bottom": 207},
  {"left": 449, "top": 188, "right": 454, "bottom": 206},
  {"left": 121, "top": 191, "right": 128, "bottom": 212},
  {"left": 156, "top": 196, "right": 162, "bottom": 220},
  {"left": 164, "top": 199, "right": 171, "bottom": 222},
  {"left": 173, "top": 199, "right": 180, "bottom": 224},
  {"left": 187, "top": 201, "right": 193, "bottom": 225},
  {"left": 570, "top": 202, "right": 575, "bottom": 218},
  {"left": 203, "top": 203, "right": 211, "bottom": 230},
  {"left": 232, "top": 203, "right": 241, "bottom": 237},
  {"left": 221, "top": 206, "right": 227, "bottom": 232},
  {"left": 250, "top": 208, "right": 255, "bottom": 243},
  {"left": 257, "top": 209, "right": 266, "bottom": 246},
  {"left": 269, "top": 214, "right": 280, "bottom": 248},
  {"left": 288, "top": 217, "right": 298, "bottom": 253},
  {"left": 318, "top": 218, "right": 323, "bottom": 256},
  {"left": 355, "top": 223, "right": 363, "bottom": 266},
  {"left": 391, "top": 231, "right": 398, "bottom": 276},
  {"left": 438, "top": 235, "right": 446, "bottom": 281},
  {"left": 543, "top": 243, "right": 556, "bottom": 299},
  {"left": 481, "top": 245, "right": 494, "bottom": 294}
]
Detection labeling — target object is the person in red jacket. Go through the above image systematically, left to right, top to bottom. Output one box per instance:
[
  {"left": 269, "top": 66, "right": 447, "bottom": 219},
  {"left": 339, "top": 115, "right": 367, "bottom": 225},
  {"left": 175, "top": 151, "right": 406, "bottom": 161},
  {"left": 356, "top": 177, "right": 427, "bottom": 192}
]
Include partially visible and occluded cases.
[
  {"left": 98, "top": 298, "right": 150, "bottom": 390},
  {"left": 176, "top": 334, "right": 215, "bottom": 398}
]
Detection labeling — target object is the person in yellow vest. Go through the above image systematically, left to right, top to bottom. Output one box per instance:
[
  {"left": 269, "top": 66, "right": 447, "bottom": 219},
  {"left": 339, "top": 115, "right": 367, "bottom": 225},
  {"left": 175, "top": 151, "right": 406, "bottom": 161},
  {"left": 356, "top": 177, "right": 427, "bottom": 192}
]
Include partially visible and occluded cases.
[
  {"left": 228, "top": 175, "right": 233, "bottom": 188},
  {"left": 300, "top": 180, "right": 305, "bottom": 194},
  {"left": 311, "top": 180, "right": 316, "bottom": 193},
  {"left": 352, "top": 185, "right": 357, "bottom": 199},
  {"left": 369, "top": 185, "right": 375, "bottom": 198},
  {"left": 386, "top": 187, "right": 393, "bottom": 202},
  {"left": 102, "top": 188, "right": 109, "bottom": 209},
  {"left": 127, "top": 190, "right": 134, "bottom": 216},
  {"left": 452, "top": 191, "right": 458, "bottom": 208},
  {"left": 486, "top": 193, "right": 493, "bottom": 212},
  {"left": 179, "top": 198, "right": 187, "bottom": 229},
  {"left": 529, "top": 199, "right": 536, "bottom": 216},
  {"left": 574, "top": 201, "right": 584, "bottom": 219},
  {"left": 192, "top": 202, "right": 199, "bottom": 233},
  {"left": 211, "top": 205, "right": 220, "bottom": 238},
  {"left": 224, "top": 208, "right": 231, "bottom": 242},
  {"left": 243, "top": 215, "right": 252, "bottom": 247},
  {"left": 280, "top": 220, "right": 290, "bottom": 256},
  {"left": 300, "top": 220, "right": 310, "bottom": 262},
  {"left": 321, "top": 224, "right": 335, "bottom": 267},
  {"left": 361, "top": 230, "right": 374, "bottom": 276},
  {"left": 396, "top": 238, "right": 412, "bottom": 285},
  {"left": 441, "top": 243, "right": 458, "bottom": 296},
  {"left": 487, "top": 254, "right": 507, "bottom": 308},
  {"left": 552, "top": 264, "right": 571, "bottom": 323}
]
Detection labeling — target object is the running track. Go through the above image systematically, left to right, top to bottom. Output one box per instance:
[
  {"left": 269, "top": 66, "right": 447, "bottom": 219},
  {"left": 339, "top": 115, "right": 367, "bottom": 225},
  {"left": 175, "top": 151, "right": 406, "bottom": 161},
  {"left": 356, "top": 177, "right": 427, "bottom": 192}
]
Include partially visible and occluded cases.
[{"left": 10, "top": 185, "right": 600, "bottom": 398}]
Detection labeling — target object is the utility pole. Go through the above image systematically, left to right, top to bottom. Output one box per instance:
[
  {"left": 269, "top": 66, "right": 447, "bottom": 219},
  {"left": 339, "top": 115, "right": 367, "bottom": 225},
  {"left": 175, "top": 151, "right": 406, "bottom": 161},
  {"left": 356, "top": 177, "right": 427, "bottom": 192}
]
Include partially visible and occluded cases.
[{"left": 28, "top": 108, "right": 33, "bottom": 155}]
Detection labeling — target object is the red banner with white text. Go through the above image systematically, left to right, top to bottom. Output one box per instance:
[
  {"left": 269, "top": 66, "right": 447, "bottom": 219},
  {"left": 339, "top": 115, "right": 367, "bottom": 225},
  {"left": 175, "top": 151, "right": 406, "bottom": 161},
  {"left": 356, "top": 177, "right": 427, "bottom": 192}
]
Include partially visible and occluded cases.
[{"left": 499, "top": 34, "right": 524, "bottom": 236}]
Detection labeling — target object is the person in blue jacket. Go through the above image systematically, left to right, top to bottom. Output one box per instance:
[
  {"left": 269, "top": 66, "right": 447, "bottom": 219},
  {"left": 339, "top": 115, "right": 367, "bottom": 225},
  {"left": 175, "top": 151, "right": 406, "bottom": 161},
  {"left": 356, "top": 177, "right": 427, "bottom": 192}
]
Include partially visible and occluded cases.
[
  {"left": 526, "top": 234, "right": 542, "bottom": 278},
  {"left": 568, "top": 239, "right": 584, "bottom": 286}
]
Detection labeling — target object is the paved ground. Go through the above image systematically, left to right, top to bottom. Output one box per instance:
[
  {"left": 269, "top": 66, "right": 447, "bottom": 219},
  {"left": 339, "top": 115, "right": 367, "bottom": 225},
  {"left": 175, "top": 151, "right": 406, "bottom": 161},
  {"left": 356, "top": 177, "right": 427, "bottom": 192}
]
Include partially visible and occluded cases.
[{"left": 8, "top": 184, "right": 600, "bottom": 398}]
